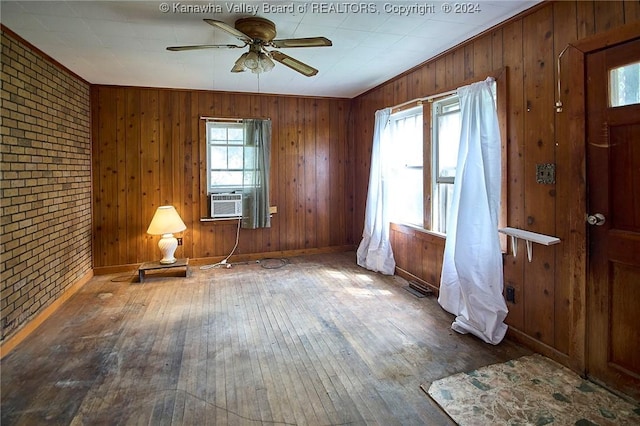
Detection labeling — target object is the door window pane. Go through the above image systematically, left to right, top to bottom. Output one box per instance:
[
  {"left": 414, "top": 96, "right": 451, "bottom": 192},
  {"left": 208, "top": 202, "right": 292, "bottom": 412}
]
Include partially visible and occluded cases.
[{"left": 610, "top": 62, "right": 640, "bottom": 107}]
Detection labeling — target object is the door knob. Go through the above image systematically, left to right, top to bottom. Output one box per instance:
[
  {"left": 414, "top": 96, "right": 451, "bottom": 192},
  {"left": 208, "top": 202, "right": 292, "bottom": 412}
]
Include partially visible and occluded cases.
[{"left": 587, "top": 213, "right": 606, "bottom": 226}]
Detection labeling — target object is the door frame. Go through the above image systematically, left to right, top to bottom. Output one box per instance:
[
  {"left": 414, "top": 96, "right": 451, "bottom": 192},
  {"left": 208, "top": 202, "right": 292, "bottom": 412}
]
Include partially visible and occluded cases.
[{"left": 559, "top": 22, "right": 640, "bottom": 376}]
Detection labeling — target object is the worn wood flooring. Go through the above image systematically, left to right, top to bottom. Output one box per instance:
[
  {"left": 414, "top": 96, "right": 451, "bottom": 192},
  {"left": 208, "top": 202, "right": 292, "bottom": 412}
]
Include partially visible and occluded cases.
[{"left": 1, "top": 252, "right": 530, "bottom": 425}]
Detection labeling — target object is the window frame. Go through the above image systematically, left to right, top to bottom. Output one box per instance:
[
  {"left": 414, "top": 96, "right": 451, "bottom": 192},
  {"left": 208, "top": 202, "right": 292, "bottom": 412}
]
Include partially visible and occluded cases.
[
  {"left": 609, "top": 60, "right": 640, "bottom": 108},
  {"left": 418, "top": 68, "right": 508, "bottom": 249},
  {"left": 430, "top": 94, "right": 461, "bottom": 234},
  {"left": 432, "top": 94, "right": 461, "bottom": 187},
  {"left": 205, "top": 120, "right": 252, "bottom": 194}
]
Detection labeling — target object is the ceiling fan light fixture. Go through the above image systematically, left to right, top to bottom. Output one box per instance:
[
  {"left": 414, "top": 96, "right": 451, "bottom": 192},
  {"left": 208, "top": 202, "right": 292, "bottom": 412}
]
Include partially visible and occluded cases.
[
  {"left": 170, "top": 18, "right": 330, "bottom": 77},
  {"left": 234, "top": 50, "right": 275, "bottom": 74},
  {"left": 244, "top": 51, "right": 260, "bottom": 69},
  {"left": 231, "top": 53, "right": 248, "bottom": 72},
  {"left": 260, "top": 53, "right": 275, "bottom": 72},
  {"left": 231, "top": 64, "right": 246, "bottom": 73}
]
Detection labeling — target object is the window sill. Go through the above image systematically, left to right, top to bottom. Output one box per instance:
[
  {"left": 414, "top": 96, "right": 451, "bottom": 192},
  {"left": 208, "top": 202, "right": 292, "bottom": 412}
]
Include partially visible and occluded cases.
[
  {"left": 200, "top": 217, "right": 242, "bottom": 222},
  {"left": 390, "top": 222, "right": 446, "bottom": 240},
  {"left": 391, "top": 222, "right": 509, "bottom": 255}
]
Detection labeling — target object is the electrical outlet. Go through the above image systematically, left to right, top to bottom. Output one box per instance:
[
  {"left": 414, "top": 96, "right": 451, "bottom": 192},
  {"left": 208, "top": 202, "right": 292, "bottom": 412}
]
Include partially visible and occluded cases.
[
  {"left": 177, "top": 237, "right": 183, "bottom": 246},
  {"left": 506, "top": 286, "right": 515, "bottom": 303}
]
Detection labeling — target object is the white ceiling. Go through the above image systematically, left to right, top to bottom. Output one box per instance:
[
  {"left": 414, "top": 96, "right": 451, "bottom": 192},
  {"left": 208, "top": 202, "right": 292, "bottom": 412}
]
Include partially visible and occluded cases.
[{"left": 1, "top": 1, "right": 539, "bottom": 98}]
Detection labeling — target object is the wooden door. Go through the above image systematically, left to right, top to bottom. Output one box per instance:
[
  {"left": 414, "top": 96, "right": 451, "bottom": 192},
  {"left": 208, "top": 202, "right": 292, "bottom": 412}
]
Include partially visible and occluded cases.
[{"left": 586, "top": 38, "right": 640, "bottom": 401}]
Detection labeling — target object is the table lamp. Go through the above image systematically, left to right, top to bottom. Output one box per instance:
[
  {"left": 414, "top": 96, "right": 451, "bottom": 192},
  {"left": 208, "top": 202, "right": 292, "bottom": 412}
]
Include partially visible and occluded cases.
[{"left": 147, "top": 205, "right": 187, "bottom": 264}]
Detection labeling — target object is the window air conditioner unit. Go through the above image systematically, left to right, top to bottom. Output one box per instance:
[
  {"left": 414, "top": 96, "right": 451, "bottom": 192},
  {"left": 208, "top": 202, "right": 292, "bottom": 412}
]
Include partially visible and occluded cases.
[{"left": 211, "top": 193, "right": 243, "bottom": 218}]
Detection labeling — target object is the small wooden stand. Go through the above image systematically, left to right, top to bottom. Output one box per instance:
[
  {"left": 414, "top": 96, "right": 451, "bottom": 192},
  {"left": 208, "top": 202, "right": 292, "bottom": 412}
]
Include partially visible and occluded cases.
[{"left": 138, "top": 258, "right": 189, "bottom": 283}]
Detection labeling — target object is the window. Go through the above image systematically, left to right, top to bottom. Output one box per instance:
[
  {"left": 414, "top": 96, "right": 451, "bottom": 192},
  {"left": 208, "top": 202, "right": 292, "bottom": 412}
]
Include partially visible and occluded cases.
[
  {"left": 610, "top": 61, "right": 640, "bottom": 107},
  {"left": 384, "top": 72, "right": 505, "bottom": 240},
  {"left": 430, "top": 80, "right": 497, "bottom": 234},
  {"left": 431, "top": 95, "right": 461, "bottom": 234},
  {"left": 387, "top": 106, "right": 424, "bottom": 226},
  {"left": 204, "top": 119, "right": 272, "bottom": 228},
  {"left": 206, "top": 121, "right": 256, "bottom": 193}
]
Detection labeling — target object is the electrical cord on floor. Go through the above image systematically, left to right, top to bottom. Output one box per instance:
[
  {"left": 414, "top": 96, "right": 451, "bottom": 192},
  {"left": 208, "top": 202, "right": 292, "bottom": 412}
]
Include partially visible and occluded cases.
[
  {"left": 197, "top": 217, "right": 291, "bottom": 271},
  {"left": 200, "top": 217, "right": 242, "bottom": 270},
  {"left": 202, "top": 257, "right": 290, "bottom": 270},
  {"left": 258, "top": 258, "right": 289, "bottom": 269}
]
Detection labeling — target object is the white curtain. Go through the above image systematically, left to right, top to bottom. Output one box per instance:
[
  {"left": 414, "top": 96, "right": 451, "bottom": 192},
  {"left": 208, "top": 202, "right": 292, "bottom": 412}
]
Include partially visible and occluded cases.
[
  {"left": 438, "top": 77, "right": 508, "bottom": 345},
  {"left": 357, "top": 108, "right": 396, "bottom": 275}
]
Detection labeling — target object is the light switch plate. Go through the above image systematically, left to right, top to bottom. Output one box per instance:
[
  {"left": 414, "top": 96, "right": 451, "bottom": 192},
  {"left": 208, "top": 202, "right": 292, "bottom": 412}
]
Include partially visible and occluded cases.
[{"left": 536, "top": 163, "right": 556, "bottom": 184}]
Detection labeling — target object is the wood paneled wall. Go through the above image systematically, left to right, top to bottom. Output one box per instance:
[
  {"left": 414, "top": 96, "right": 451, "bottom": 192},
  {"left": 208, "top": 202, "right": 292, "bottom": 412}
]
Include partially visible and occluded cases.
[
  {"left": 89, "top": 0, "right": 639, "bottom": 372},
  {"left": 352, "top": 1, "right": 640, "bottom": 368},
  {"left": 91, "top": 87, "right": 353, "bottom": 269}
]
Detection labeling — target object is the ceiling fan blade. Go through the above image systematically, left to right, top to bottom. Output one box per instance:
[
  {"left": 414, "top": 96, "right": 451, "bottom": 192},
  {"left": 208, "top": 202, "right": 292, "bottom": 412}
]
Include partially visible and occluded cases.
[
  {"left": 204, "top": 19, "right": 252, "bottom": 44},
  {"left": 271, "top": 37, "right": 332, "bottom": 48},
  {"left": 167, "top": 44, "right": 244, "bottom": 51},
  {"left": 270, "top": 51, "right": 318, "bottom": 77}
]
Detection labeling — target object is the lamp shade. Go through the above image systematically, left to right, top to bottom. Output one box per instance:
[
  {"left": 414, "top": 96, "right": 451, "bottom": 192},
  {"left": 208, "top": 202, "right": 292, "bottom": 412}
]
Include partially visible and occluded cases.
[
  {"left": 244, "top": 50, "right": 260, "bottom": 70},
  {"left": 231, "top": 52, "right": 248, "bottom": 73},
  {"left": 260, "top": 53, "right": 275, "bottom": 72},
  {"left": 147, "top": 206, "right": 186, "bottom": 235}
]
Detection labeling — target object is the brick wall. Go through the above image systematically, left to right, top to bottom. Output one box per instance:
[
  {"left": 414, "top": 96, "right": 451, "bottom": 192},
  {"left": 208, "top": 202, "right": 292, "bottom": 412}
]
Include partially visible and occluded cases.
[{"left": 0, "top": 29, "right": 92, "bottom": 342}]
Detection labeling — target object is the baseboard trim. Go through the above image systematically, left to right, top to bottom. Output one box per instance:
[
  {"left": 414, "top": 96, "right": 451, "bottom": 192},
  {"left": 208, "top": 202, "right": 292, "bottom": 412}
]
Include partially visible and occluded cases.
[
  {"left": 93, "top": 245, "right": 357, "bottom": 275},
  {"left": 92, "top": 263, "right": 140, "bottom": 275},
  {"left": 0, "top": 269, "right": 94, "bottom": 359},
  {"left": 506, "top": 326, "right": 578, "bottom": 375}
]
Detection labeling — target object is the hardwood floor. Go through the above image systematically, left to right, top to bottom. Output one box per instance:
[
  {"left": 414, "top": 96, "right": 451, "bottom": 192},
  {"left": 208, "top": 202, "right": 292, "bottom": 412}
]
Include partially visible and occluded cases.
[{"left": 1, "top": 252, "right": 530, "bottom": 425}]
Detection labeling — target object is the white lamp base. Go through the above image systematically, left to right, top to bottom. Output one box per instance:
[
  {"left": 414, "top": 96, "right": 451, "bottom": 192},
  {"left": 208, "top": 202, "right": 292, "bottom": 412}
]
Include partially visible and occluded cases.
[{"left": 158, "top": 233, "right": 178, "bottom": 264}]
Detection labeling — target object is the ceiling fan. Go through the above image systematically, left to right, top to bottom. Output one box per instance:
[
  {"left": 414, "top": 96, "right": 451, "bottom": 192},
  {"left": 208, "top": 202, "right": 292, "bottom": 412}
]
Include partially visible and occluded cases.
[{"left": 167, "top": 17, "right": 332, "bottom": 77}]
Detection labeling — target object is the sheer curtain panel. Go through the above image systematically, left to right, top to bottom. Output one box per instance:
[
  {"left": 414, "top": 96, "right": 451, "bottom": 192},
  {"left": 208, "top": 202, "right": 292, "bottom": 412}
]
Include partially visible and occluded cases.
[
  {"left": 438, "top": 78, "right": 508, "bottom": 345},
  {"left": 357, "top": 108, "right": 396, "bottom": 275},
  {"left": 242, "top": 119, "right": 271, "bottom": 229}
]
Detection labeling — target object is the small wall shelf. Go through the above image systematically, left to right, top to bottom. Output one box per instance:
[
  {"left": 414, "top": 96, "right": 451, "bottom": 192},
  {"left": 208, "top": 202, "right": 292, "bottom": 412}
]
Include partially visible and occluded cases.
[{"left": 499, "top": 227, "right": 560, "bottom": 262}]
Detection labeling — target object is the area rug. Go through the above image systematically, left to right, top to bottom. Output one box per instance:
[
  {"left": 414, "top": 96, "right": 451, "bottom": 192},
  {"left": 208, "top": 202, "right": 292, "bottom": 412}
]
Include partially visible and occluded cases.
[{"left": 423, "top": 354, "right": 640, "bottom": 425}]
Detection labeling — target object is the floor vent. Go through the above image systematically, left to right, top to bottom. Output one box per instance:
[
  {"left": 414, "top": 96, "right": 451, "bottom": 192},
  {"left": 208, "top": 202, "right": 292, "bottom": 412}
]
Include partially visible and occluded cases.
[{"left": 404, "top": 281, "right": 433, "bottom": 298}]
